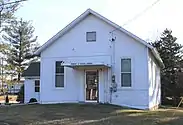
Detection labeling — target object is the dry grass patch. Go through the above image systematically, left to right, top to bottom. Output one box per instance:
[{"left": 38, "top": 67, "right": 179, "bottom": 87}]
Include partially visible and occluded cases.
[
  {"left": 0, "top": 95, "right": 17, "bottom": 101},
  {"left": 0, "top": 103, "right": 183, "bottom": 125}
]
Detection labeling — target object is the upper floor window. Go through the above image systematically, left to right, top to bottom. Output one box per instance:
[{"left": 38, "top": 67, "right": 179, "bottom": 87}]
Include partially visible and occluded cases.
[
  {"left": 86, "top": 32, "right": 96, "bottom": 42},
  {"left": 121, "top": 58, "right": 132, "bottom": 87},
  {"left": 55, "top": 61, "right": 64, "bottom": 87}
]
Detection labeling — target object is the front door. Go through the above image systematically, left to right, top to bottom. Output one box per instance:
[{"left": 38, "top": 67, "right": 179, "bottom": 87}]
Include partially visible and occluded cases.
[{"left": 85, "top": 70, "right": 99, "bottom": 102}]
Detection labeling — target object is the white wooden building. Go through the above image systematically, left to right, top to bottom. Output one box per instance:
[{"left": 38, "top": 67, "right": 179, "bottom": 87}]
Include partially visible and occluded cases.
[{"left": 22, "top": 9, "right": 163, "bottom": 110}]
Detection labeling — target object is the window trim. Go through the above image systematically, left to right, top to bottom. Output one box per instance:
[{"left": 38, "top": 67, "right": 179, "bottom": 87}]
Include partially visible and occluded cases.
[
  {"left": 86, "top": 31, "right": 96, "bottom": 42},
  {"left": 120, "top": 58, "right": 132, "bottom": 88},
  {"left": 55, "top": 61, "right": 65, "bottom": 88}
]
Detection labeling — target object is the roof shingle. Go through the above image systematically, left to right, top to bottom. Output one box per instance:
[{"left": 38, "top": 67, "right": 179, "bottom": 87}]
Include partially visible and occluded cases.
[{"left": 22, "top": 62, "right": 40, "bottom": 77}]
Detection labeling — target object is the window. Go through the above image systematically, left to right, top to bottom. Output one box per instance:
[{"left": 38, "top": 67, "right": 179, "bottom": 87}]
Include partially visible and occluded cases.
[
  {"left": 86, "top": 32, "right": 96, "bottom": 42},
  {"left": 121, "top": 59, "right": 131, "bottom": 87},
  {"left": 55, "top": 61, "right": 64, "bottom": 87},
  {"left": 35, "top": 80, "right": 40, "bottom": 92}
]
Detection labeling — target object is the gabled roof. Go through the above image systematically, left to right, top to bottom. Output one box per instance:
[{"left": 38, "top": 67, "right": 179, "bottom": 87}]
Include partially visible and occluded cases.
[
  {"left": 34, "top": 9, "right": 164, "bottom": 68},
  {"left": 22, "top": 62, "right": 40, "bottom": 77}
]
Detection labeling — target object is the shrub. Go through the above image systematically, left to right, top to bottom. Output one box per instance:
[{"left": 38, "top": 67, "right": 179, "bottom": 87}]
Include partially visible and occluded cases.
[
  {"left": 16, "top": 85, "right": 24, "bottom": 103},
  {"left": 29, "top": 98, "right": 37, "bottom": 103}
]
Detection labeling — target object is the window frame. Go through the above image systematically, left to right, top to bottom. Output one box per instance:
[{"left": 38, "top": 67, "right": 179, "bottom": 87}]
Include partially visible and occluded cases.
[
  {"left": 86, "top": 31, "right": 96, "bottom": 42},
  {"left": 120, "top": 58, "right": 132, "bottom": 87},
  {"left": 55, "top": 61, "right": 64, "bottom": 88},
  {"left": 35, "top": 80, "right": 40, "bottom": 92}
]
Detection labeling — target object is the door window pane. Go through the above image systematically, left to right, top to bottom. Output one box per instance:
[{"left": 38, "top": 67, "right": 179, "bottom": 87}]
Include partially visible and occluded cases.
[{"left": 86, "top": 71, "right": 98, "bottom": 101}]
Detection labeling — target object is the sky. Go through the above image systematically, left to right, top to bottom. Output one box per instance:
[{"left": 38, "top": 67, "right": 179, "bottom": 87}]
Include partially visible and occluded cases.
[{"left": 15, "top": 0, "right": 183, "bottom": 45}]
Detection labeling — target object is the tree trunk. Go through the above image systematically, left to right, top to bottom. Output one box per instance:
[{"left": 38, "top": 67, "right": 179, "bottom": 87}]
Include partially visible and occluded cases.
[{"left": 18, "top": 73, "right": 21, "bottom": 82}]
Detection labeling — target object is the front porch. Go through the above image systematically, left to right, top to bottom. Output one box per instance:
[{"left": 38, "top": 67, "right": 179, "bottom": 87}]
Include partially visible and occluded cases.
[{"left": 62, "top": 62, "right": 111, "bottom": 103}]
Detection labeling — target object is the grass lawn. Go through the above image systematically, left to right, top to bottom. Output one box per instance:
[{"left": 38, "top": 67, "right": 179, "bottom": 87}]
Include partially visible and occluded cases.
[{"left": 0, "top": 104, "right": 183, "bottom": 125}]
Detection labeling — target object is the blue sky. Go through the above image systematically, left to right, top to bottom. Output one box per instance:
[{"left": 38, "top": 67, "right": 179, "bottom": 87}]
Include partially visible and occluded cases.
[{"left": 15, "top": 0, "right": 183, "bottom": 45}]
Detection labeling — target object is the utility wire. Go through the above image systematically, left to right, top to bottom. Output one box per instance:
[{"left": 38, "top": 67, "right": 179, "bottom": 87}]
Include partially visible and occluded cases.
[
  {"left": 110, "top": 0, "right": 161, "bottom": 33},
  {"left": 123, "top": 0, "right": 161, "bottom": 26}
]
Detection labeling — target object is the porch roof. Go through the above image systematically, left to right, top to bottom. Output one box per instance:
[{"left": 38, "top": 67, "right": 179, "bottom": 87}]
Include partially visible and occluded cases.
[{"left": 62, "top": 62, "right": 111, "bottom": 69}]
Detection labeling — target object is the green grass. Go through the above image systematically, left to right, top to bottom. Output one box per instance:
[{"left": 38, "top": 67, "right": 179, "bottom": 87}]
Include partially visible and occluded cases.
[{"left": 0, "top": 103, "right": 183, "bottom": 125}]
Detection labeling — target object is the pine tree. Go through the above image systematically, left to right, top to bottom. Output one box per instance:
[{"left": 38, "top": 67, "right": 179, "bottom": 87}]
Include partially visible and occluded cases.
[
  {"left": 0, "top": 0, "right": 25, "bottom": 82},
  {"left": 0, "top": 0, "right": 28, "bottom": 97},
  {"left": 0, "top": 0, "right": 23, "bottom": 33},
  {"left": 0, "top": 0, "right": 19, "bottom": 55},
  {"left": 3, "top": 18, "right": 39, "bottom": 81},
  {"left": 151, "top": 29, "right": 183, "bottom": 105}
]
